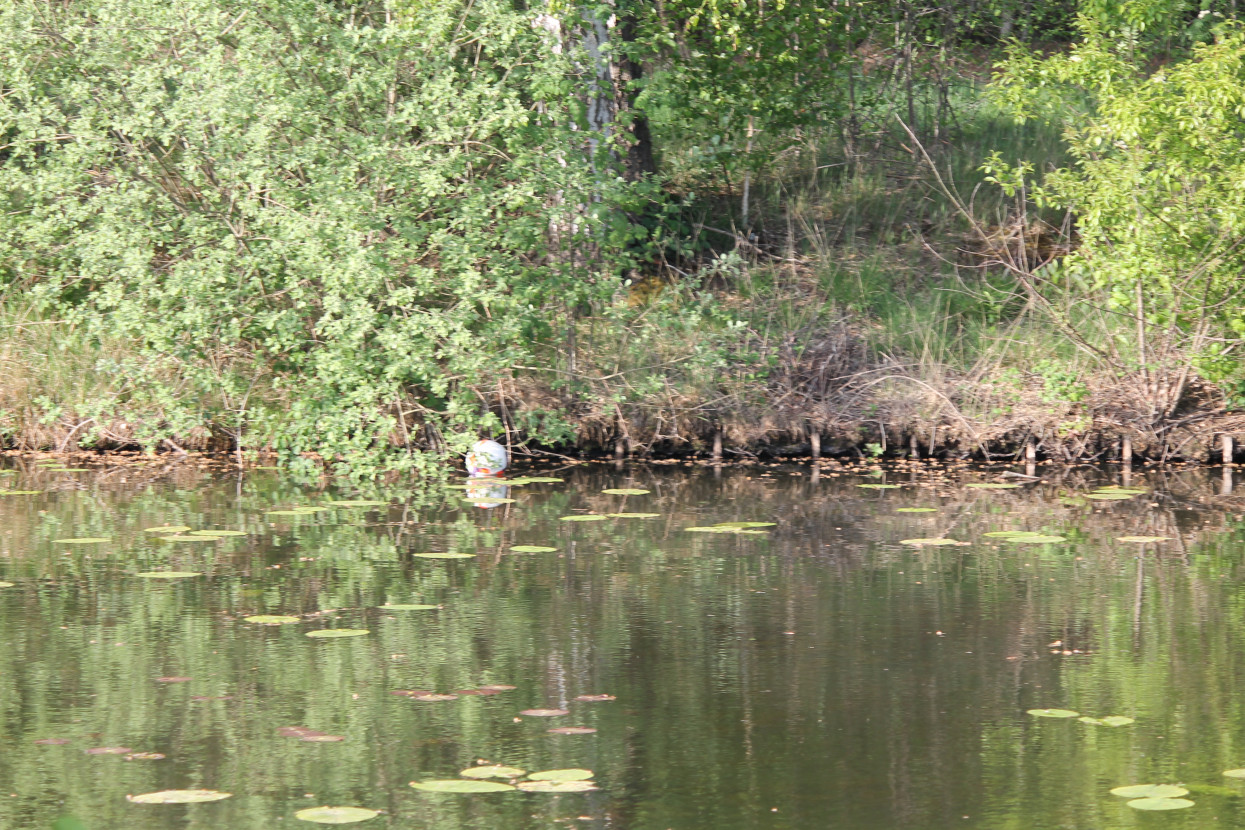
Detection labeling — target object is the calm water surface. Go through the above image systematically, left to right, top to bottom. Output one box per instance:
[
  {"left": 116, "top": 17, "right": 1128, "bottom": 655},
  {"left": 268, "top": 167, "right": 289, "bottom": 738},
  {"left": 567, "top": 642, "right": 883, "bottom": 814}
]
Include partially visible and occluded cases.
[{"left": 1, "top": 459, "right": 1244, "bottom": 829}]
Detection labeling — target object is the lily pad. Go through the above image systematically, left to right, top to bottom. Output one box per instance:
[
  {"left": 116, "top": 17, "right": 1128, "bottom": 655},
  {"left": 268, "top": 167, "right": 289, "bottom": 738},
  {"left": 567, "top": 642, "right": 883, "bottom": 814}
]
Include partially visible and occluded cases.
[
  {"left": 511, "top": 477, "right": 563, "bottom": 483},
  {"left": 965, "top": 483, "right": 1020, "bottom": 489},
  {"left": 857, "top": 484, "right": 901, "bottom": 489},
  {"left": 602, "top": 488, "right": 650, "bottom": 495},
  {"left": 0, "top": 490, "right": 42, "bottom": 495},
  {"left": 1085, "top": 492, "right": 1138, "bottom": 500},
  {"left": 327, "top": 500, "right": 389, "bottom": 508},
  {"left": 896, "top": 507, "right": 936, "bottom": 513},
  {"left": 607, "top": 513, "right": 661, "bottom": 519},
  {"left": 559, "top": 515, "right": 607, "bottom": 522},
  {"left": 714, "top": 521, "right": 777, "bottom": 528},
  {"left": 143, "top": 526, "right": 192, "bottom": 534},
  {"left": 189, "top": 529, "right": 247, "bottom": 537},
  {"left": 983, "top": 531, "right": 1044, "bottom": 538},
  {"left": 159, "top": 535, "right": 220, "bottom": 542},
  {"left": 1006, "top": 535, "right": 1066, "bottom": 544},
  {"left": 1117, "top": 536, "right": 1168, "bottom": 543},
  {"left": 53, "top": 537, "right": 110, "bottom": 544},
  {"left": 900, "top": 538, "right": 961, "bottom": 546},
  {"left": 511, "top": 545, "right": 558, "bottom": 553},
  {"left": 412, "top": 552, "right": 474, "bottom": 560},
  {"left": 135, "top": 571, "right": 202, "bottom": 579},
  {"left": 0, "top": 582, "right": 14, "bottom": 588},
  {"left": 380, "top": 604, "right": 438, "bottom": 611},
  {"left": 244, "top": 615, "right": 301, "bottom": 625},
  {"left": 305, "top": 629, "right": 370, "bottom": 639},
  {"left": 478, "top": 684, "right": 516, "bottom": 691},
  {"left": 414, "top": 693, "right": 458, "bottom": 701},
  {"left": 575, "top": 694, "right": 615, "bottom": 702},
  {"left": 520, "top": 708, "right": 569, "bottom": 717},
  {"left": 1027, "top": 708, "right": 1080, "bottom": 718},
  {"left": 1079, "top": 716, "right": 1134, "bottom": 726},
  {"left": 548, "top": 726, "right": 597, "bottom": 735},
  {"left": 126, "top": 752, "right": 165, "bottom": 760},
  {"left": 461, "top": 766, "right": 525, "bottom": 779},
  {"left": 527, "top": 769, "right": 593, "bottom": 781},
  {"left": 1223, "top": 769, "right": 1245, "bottom": 779},
  {"left": 410, "top": 780, "right": 516, "bottom": 793},
  {"left": 516, "top": 780, "right": 599, "bottom": 793},
  {"left": 1110, "top": 785, "right": 1189, "bottom": 798},
  {"left": 127, "top": 790, "right": 232, "bottom": 804},
  {"left": 1127, "top": 798, "right": 1194, "bottom": 811},
  {"left": 294, "top": 806, "right": 381, "bottom": 824}
]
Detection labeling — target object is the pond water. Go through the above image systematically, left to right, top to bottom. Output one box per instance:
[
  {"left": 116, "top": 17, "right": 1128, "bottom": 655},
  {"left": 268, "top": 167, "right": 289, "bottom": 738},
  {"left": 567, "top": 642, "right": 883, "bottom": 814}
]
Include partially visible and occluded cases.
[{"left": 2, "top": 458, "right": 1245, "bottom": 829}]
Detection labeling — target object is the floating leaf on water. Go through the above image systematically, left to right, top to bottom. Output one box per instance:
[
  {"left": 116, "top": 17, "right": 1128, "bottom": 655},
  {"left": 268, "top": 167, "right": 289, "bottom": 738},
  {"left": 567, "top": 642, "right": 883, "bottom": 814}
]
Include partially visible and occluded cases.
[
  {"left": 517, "top": 477, "right": 563, "bottom": 483},
  {"left": 965, "top": 483, "right": 1021, "bottom": 489},
  {"left": 857, "top": 484, "right": 901, "bottom": 489},
  {"left": 1094, "top": 487, "right": 1147, "bottom": 494},
  {"left": 602, "top": 488, "right": 650, "bottom": 495},
  {"left": 0, "top": 490, "right": 42, "bottom": 495},
  {"left": 1085, "top": 492, "right": 1137, "bottom": 501},
  {"left": 327, "top": 500, "right": 389, "bottom": 508},
  {"left": 266, "top": 507, "right": 328, "bottom": 516},
  {"left": 896, "top": 507, "right": 936, "bottom": 513},
  {"left": 606, "top": 513, "right": 660, "bottom": 519},
  {"left": 559, "top": 515, "right": 607, "bottom": 522},
  {"left": 714, "top": 521, "right": 777, "bottom": 528},
  {"left": 143, "top": 526, "right": 192, "bottom": 534},
  {"left": 189, "top": 529, "right": 247, "bottom": 537},
  {"left": 983, "top": 531, "right": 1043, "bottom": 538},
  {"left": 159, "top": 535, "right": 220, "bottom": 542},
  {"left": 1006, "top": 535, "right": 1066, "bottom": 544},
  {"left": 1117, "top": 536, "right": 1168, "bottom": 543},
  {"left": 53, "top": 537, "right": 109, "bottom": 544},
  {"left": 900, "top": 538, "right": 961, "bottom": 546},
  {"left": 511, "top": 545, "right": 557, "bottom": 553},
  {"left": 412, "top": 552, "right": 474, "bottom": 560},
  {"left": 135, "top": 571, "right": 202, "bottom": 579},
  {"left": 0, "top": 582, "right": 14, "bottom": 588},
  {"left": 380, "top": 604, "right": 438, "bottom": 611},
  {"left": 244, "top": 615, "right": 301, "bottom": 625},
  {"left": 305, "top": 629, "right": 369, "bottom": 639},
  {"left": 155, "top": 676, "right": 191, "bottom": 683},
  {"left": 478, "top": 684, "right": 516, "bottom": 691},
  {"left": 388, "top": 690, "right": 432, "bottom": 699},
  {"left": 414, "top": 694, "right": 458, "bottom": 701},
  {"left": 574, "top": 694, "right": 615, "bottom": 702},
  {"left": 520, "top": 708, "right": 568, "bottom": 717},
  {"left": 1027, "top": 708, "right": 1080, "bottom": 718},
  {"left": 1101, "top": 716, "right": 1135, "bottom": 726},
  {"left": 548, "top": 727, "right": 597, "bottom": 735},
  {"left": 301, "top": 734, "right": 345, "bottom": 742},
  {"left": 86, "top": 747, "right": 132, "bottom": 755},
  {"left": 125, "top": 752, "right": 165, "bottom": 760},
  {"left": 460, "top": 766, "right": 526, "bottom": 779},
  {"left": 527, "top": 769, "right": 593, "bottom": 781},
  {"left": 1224, "top": 769, "right": 1245, "bottom": 779},
  {"left": 410, "top": 780, "right": 516, "bottom": 793},
  {"left": 516, "top": 780, "right": 599, "bottom": 793},
  {"left": 1110, "top": 785, "right": 1189, "bottom": 799},
  {"left": 127, "top": 790, "right": 232, "bottom": 804},
  {"left": 1127, "top": 798, "right": 1194, "bottom": 811},
  {"left": 294, "top": 806, "right": 381, "bottom": 824}
]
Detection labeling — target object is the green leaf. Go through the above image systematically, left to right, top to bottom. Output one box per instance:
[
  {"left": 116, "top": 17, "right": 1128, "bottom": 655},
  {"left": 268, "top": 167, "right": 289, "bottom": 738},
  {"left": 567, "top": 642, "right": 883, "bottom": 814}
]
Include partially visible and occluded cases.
[
  {"left": 305, "top": 629, "right": 370, "bottom": 639},
  {"left": 1027, "top": 708, "right": 1080, "bottom": 718},
  {"left": 410, "top": 780, "right": 516, "bottom": 793},
  {"left": 1110, "top": 785, "right": 1189, "bottom": 798},
  {"left": 127, "top": 790, "right": 231, "bottom": 804},
  {"left": 293, "top": 806, "right": 381, "bottom": 824}
]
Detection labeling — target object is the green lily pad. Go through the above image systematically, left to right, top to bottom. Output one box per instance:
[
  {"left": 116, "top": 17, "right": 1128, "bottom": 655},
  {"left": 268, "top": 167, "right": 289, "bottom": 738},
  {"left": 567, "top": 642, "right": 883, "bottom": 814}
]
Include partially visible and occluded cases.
[
  {"left": 515, "top": 477, "right": 563, "bottom": 483},
  {"left": 965, "top": 483, "right": 1020, "bottom": 489},
  {"left": 857, "top": 484, "right": 901, "bottom": 489},
  {"left": 1094, "top": 487, "right": 1147, "bottom": 494},
  {"left": 602, "top": 488, "right": 650, "bottom": 495},
  {"left": 0, "top": 490, "right": 42, "bottom": 495},
  {"left": 1085, "top": 492, "right": 1137, "bottom": 500},
  {"left": 327, "top": 500, "right": 389, "bottom": 508},
  {"left": 266, "top": 507, "right": 328, "bottom": 516},
  {"left": 896, "top": 507, "right": 937, "bottom": 513},
  {"left": 606, "top": 513, "right": 661, "bottom": 519},
  {"left": 559, "top": 515, "right": 607, "bottom": 522},
  {"left": 714, "top": 521, "right": 777, "bottom": 528},
  {"left": 143, "top": 526, "right": 192, "bottom": 534},
  {"left": 189, "top": 529, "right": 247, "bottom": 537},
  {"left": 983, "top": 531, "right": 1044, "bottom": 538},
  {"left": 159, "top": 535, "right": 220, "bottom": 542},
  {"left": 1006, "top": 535, "right": 1066, "bottom": 544},
  {"left": 1117, "top": 536, "right": 1168, "bottom": 543},
  {"left": 53, "top": 537, "right": 109, "bottom": 544},
  {"left": 900, "top": 538, "right": 961, "bottom": 546},
  {"left": 511, "top": 546, "right": 557, "bottom": 553},
  {"left": 412, "top": 552, "right": 474, "bottom": 559},
  {"left": 136, "top": 571, "right": 202, "bottom": 579},
  {"left": 0, "top": 582, "right": 13, "bottom": 588},
  {"left": 380, "top": 604, "right": 438, "bottom": 611},
  {"left": 243, "top": 615, "right": 301, "bottom": 625},
  {"left": 305, "top": 629, "right": 370, "bottom": 639},
  {"left": 1027, "top": 708, "right": 1080, "bottom": 718},
  {"left": 1079, "top": 715, "right": 1134, "bottom": 726},
  {"left": 460, "top": 766, "right": 525, "bottom": 779},
  {"left": 527, "top": 769, "right": 593, "bottom": 781},
  {"left": 1222, "top": 769, "right": 1245, "bottom": 779},
  {"left": 410, "top": 780, "right": 516, "bottom": 793},
  {"left": 516, "top": 780, "right": 599, "bottom": 793},
  {"left": 1110, "top": 785, "right": 1189, "bottom": 798},
  {"left": 128, "top": 789, "right": 232, "bottom": 804},
  {"left": 1127, "top": 798, "right": 1194, "bottom": 811},
  {"left": 294, "top": 806, "right": 381, "bottom": 824}
]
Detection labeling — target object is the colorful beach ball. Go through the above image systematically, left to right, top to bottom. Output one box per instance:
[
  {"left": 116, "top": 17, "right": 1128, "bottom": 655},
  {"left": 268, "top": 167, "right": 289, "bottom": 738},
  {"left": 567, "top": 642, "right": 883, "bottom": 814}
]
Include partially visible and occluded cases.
[{"left": 465, "top": 439, "right": 508, "bottom": 477}]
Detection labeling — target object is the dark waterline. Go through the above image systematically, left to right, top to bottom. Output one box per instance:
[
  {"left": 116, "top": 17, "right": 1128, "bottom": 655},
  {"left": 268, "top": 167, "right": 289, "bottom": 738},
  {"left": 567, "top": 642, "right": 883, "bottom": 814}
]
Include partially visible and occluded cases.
[{"left": 0, "top": 460, "right": 1243, "bottom": 828}]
